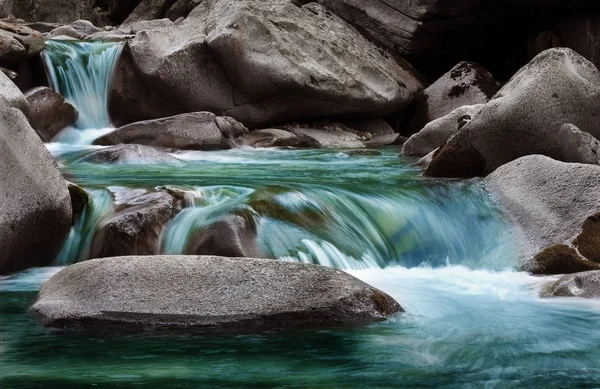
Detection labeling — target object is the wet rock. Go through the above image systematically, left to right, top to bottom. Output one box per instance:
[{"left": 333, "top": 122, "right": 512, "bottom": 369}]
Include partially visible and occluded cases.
[
  {"left": 110, "top": 0, "right": 422, "bottom": 127},
  {"left": 0, "top": 21, "right": 45, "bottom": 67},
  {"left": 426, "top": 49, "right": 600, "bottom": 178},
  {"left": 0, "top": 62, "right": 29, "bottom": 116},
  {"left": 409, "top": 62, "right": 498, "bottom": 133},
  {"left": 25, "top": 87, "right": 78, "bottom": 141},
  {"left": 0, "top": 96, "right": 72, "bottom": 275},
  {"left": 403, "top": 104, "right": 483, "bottom": 157},
  {"left": 94, "top": 112, "right": 243, "bottom": 151},
  {"left": 559, "top": 123, "right": 600, "bottom": 165},
  {"left": 240, "top": 129, "right": 301, "bottom": 148},
  {"left": 75, "top": 144, "right": 181, "bottom": 165},
  {"left": 485, "top": 155, "right": 600, "bottom": 259},
  {"left": 67, "top": 182, "right": 89, "bottom": 223},
  {"left": 90, "top": 189, "right": 185, "bottom": 259},
  {"left": 185, "top": 214, "right": 263, "bottom": 258},
  {"left": 527, "top": 245, "right": 600, "bottom": 276},
  {"left": 31, "top": 255, "right": 402, "bottom": 331},
  {"left": 544, "top": 271, "right": 600, "bottom": 299}
]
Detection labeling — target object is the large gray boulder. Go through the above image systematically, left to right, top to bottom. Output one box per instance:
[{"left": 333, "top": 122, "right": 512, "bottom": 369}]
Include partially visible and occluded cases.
[
  {"left": 110, "top": 0, "right": 422, "bottom": 127},
  {"left": 0, "top": 21, "right": 45, "bottom": 67},
  {"left": 426, "top": 48, "right": 600, "bottom": 178},
  {"left": 408, "top": 62, "right": 498, "bottom": 133},
  {"left": 25, "top": 87, "right": 78, "bottom": 142},
  {"left": 0, "top": 97, "right": 72, "bottom": 275},
  {"left": 402, "top": 104, "right": 483, "bottom": 157},
  {"left": 94, "top": 112, "right": 245, "bottom": 150},
  {"left": 285, "top": 126, "right": 365, "bottom": 149},
  {"left": 75, "top": 144, "right": 181, "bottom": 165},
  {"left": 485, "top": 155, "right": 600, "bottom": 263},
  {"left": 90, "top": 189, "right": 185, "bottom": 259},
  {"left": 31, "top": 255, "right": 402, "bottom": 331},
  {"left": 543, "top": 271, "right": 600, "bottom": 299}
]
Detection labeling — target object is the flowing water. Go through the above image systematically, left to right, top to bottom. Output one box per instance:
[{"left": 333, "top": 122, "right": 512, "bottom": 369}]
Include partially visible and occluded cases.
[{"left": 2, "top": 42, "right": 600, "bottom": 388}]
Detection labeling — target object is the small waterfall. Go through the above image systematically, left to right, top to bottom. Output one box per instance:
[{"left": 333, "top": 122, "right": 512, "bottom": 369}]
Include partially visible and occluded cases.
[{"left": 42, "top": 40, "right": 123, "bottom": 130}]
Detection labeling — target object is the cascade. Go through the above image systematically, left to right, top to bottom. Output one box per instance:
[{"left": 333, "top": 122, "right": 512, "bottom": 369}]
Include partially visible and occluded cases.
[{"left": 42, "top": 40, "right": 123, "bottom": 131}]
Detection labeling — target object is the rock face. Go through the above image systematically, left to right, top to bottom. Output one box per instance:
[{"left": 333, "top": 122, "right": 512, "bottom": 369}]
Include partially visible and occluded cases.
[
  {"left": 0, "top": 0, "right": 102, "bottom": 25},
  {"left": 110, "top": 0, "right": 422, "bottom": 127},
  {"left": 0, "top": 21, "right": 45, "bottom": 68},
  {"left": 426, "top": 48, "right": 600, "bottom": 178},
  {"left": 409, "top": 62, "right": 498, "bottom": 133},
  {"left": 0, "top": 69, "right": 29, "bottom": 115},
  {"left": 25, "top": 87, "right": 78, "bottom": 141},
  {"left": 0, "top": 96, "right": 72, "bottom": 275},
  {"left": 402, "top": 104, "right": 483, "bottom": 157},
  {"left": 94, "top": 112, "right": 245, "bottom": 150},
  {"left": 75, "top": 144, "right": 181, "bottom": 165},
  {"left": 485, "top": 155, "right": 600, "bottom": 265},
  {"left": 90, "top": 190, "right": 185, "bottom": 259},
  {"left": 185, "top": 214, "right": 263, "bottom": 258},
  {"left": 31, "top": 255, "right": 402, "bottom": 331},
  {"left": 544, "top": 271, "right": 600, "bottom": 299}
]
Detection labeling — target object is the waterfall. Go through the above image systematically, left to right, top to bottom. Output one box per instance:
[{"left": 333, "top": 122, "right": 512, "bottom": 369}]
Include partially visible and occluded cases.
[{"left": 42, "top": 40, "right": 123, "bottom": 130}]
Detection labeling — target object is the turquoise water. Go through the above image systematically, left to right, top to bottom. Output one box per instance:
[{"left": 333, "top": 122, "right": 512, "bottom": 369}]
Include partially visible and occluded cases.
[{"left": 2, "top": 146, "right": 600, "bottom": 388}]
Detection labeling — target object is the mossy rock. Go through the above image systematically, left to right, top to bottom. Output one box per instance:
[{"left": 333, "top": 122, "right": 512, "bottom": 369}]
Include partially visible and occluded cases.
[
  {"left": 574, "top": 213, "right": 600, "bottom": 263},
  {"left": 528, "top": 244, "right": 600, "bottom": 275}
]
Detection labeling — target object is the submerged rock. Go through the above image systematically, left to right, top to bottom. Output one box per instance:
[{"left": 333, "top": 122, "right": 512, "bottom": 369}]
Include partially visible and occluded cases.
[
  {"left": 110, "top": 0, "right": 422, "bottom": 127},
  {"left": 426, "top": 48, "right": 600, "bottom": 178},
  {"left": 409, "top": 62, "right": 498, "bottom": 133},
  {"left": 25, "top": 87, "right": 78, "bottom": 141},
  {"left": 0, "top": 96, "right": 72, "bottom": 275},
  {"left": 403, "top": 104, "right": 483, "bottom": 157},
  {"left": 94, "top": 112, "right": 244, "bottom": 150},
  {"left": 75, "top": 144, "right": 181, "bottom": 165},
  {"left": 90, "top": 189, "right": 185, "bottom": 259},
  {"left": 185, "top": 214, "right": 263, "bottom": 258},
  {"left": 31, "top": 255, "right": 402, "bottom": 331},
  {"left": 544, "top": 271, "right": 600, "bottom": 299}
]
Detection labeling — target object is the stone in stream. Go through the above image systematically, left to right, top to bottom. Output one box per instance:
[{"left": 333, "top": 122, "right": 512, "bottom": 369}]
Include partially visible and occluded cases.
[
  {"left": 110, "top": 0, "right": 422, "bottom": 127},
  {"left": 426, "top": 48, "right": 600, "bottom": 178},
  {"left": 408, "top": 62, "right": 498, "bottom": 133},
  {"left": 0, "top": 67, "right": 29, "bottom": 116},
  {"left": 25, "top": 87, "right": 78, "bottom": 142},
  {"left": 0, "top": 95, "right": 72, "bottom": 275},
  {"left": 402, "top": 104, "right": 484, "bottom": 158},
  {"left": 94, "top": 112, "right": 245, "bottom": 150},
  {"left": 284, "top": 126, "right": 365, "bottom": 149},
  {"left": 240, "top": 129, "right": 302, "bottom": 148},
  {"left": 75, "top": 144, "right": 181, "bottom": 165},
  {"left": 485, "top": 155, "right": 600, "bottom": 272},
  {"left": 67, "top": 182, "right": 89, "bottom": 223},
  {"left": 90, "top": 189, "right": 185, "bottom": 259},
  {"left": 185, "top": 213, "right": 263, "bottom": 258},
  {"left": 527, "top": 245, "right": 600, "bottom": 276},
  {"left": 31, "top": 255, "right": 402, "bottom": 331},
  {"left": 543, "top": 271, "right": 600, "bottom": 299}
]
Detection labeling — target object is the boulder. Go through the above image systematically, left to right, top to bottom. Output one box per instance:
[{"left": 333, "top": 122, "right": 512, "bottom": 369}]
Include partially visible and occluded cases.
[
  {"left": 110, "top": 0, "right": 422, "bottom": 127},
  {"left": 121, "top": 0, "right": 179, "bottom": 27},
  {"left": 46, "top": 20, "right": 102, "bottom": 40},
  {"left": 0, "top": 21, "right": 45, "bottom": 67},
  {"left": 426, "top": 49, "right": 600, "bottom": 178},
  {"left": 409, "top": 62, "right": 498, "bottom": 132},
  {"left": 0, "top": 67, "right": 29, "bottom": 115},
  {"left": 25, "top": 87, "right": 78, "bottom": 141},
  {"left": 0, "top": 97, "right": 72, "bottom": 275},
  {"left": 402, "top": 104, "right": 483, "bottom": 157},
  {"left": 94, "top": 112, "right": 243, "bottom": 150},
  {"left": 558, "top": 123, "right": 600, "bottom": 165},
  {"left": 285, "top": 126, "right": 365, "bottom": 149},
  {"left": 240, "top": 129, "right": 301, "bottom": 148},
  {"left": 75, "top": 144, "right": 181, "bottom": 164},
  {"left": 485, "top": 155, "right": 600, "bottom": 261},
  {"left": 90, "top": 189, "right": 185, "bottom": 259},
  {"left": 185, "top": 214, "right": 263, "bottom": 258},
  {"left": 527, "top": 245, "right": 600, "bottom": 276},
  {"left": 31, "top": 255, "right": 402, "bottom": 331},
  {"left": 543, "top": 271, "right": 600, "bottom": 299}
]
